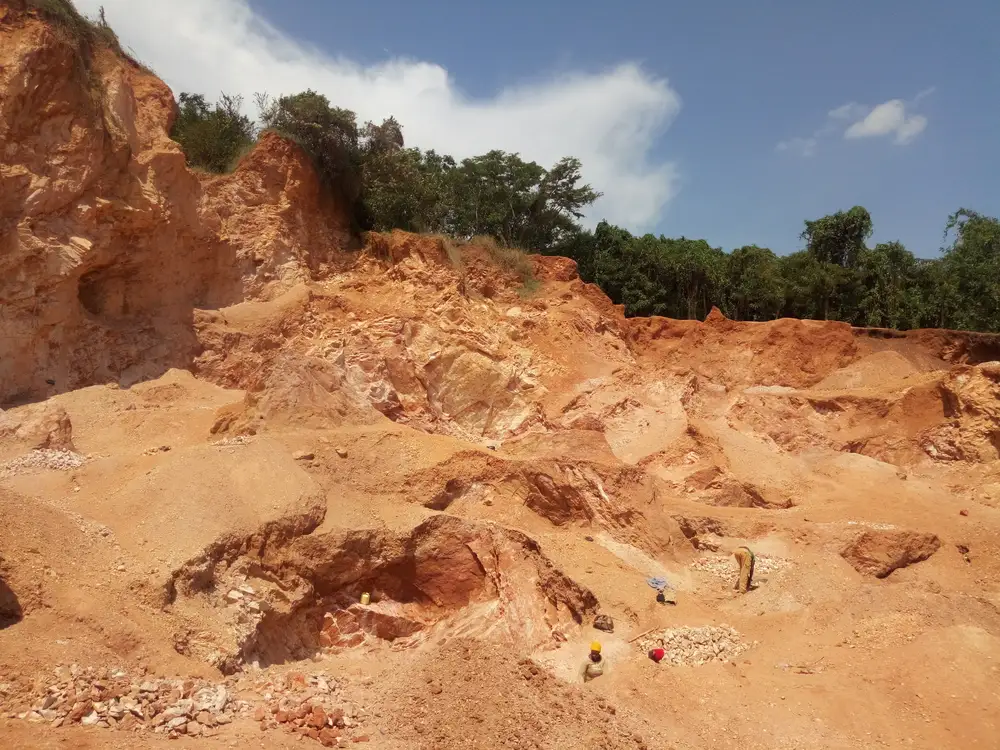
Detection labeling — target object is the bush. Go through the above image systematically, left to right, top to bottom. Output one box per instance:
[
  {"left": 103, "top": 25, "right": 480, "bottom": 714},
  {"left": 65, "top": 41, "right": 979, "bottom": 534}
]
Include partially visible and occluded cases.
[
  {"left": 27, "top": 0, "right": 91, "bottom": 38},
  {"left": 27, "top": 1, "right": 150, "bottom": 73},
  {"left": 257, "top": 90, "right": 363, "bottom": 213},
  {"left": 171, "top": 93, "right": 256, "bottom": 174},
  {"left": 467, "top": 235, "right": 537, "bottom": 294}
]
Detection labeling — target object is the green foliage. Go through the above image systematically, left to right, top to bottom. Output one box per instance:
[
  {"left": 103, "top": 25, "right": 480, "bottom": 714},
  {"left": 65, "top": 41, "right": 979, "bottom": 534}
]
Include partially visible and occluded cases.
[
  {"left": 28, "top": 0, "right": 86, "bottom": 28},
  {"left": 165, "top": 82, "right": 999, "bottom": 333},
  {"left": 257, "top": 90, "right": 364, "bottom": 216},
  {"left": 170, "top": 93, "right": 256, "bottom": 174},
  {"left": 359, "top": 139, "right": 599, "bottom": 254},
  {"left": 360, "top": 145, "right": 456, "bottom": 234},
  {"left": 447, "top": 152, "right": 600, "bottom": 250},
  {"left": 557, "top": 206, "right": 1000, "bottom": 333},
  {"left": 801, "top": 206, "right": 873, "bottom": 268},
  {"left": 938, "top": 209, "right": 1000, "bottom": 331},
  {"left": 855, "top": 242, "right": 922, "bottom": 329},
  {"left": 725, "top": 245, "right": 784, "bottom": 321}
]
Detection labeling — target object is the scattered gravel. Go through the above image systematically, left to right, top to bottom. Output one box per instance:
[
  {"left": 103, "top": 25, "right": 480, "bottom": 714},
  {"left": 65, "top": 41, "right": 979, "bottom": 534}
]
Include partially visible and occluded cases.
[
  {"left": 211, "top": 435, "right": 253, "bottom": 447},
  {"left": 0, "top": 449, "right": 87, "bottom": 477},
  {"left": 845, "top": 520, "right": 896, "bottom": 531},
  {"left": 690, "top": 553, "right": 792, "bottom": 580},
  {"left": 636, "top": 625, "right": 753, "bottom": 665},
  {"left": 10, "top": 665, "right": 368, "bottom": 746}
]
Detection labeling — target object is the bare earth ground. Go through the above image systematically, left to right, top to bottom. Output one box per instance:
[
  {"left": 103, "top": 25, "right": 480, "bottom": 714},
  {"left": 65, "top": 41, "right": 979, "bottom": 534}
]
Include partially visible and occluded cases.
[{"left": 3, "top": 5, "right": 1000, "bottom": 749}]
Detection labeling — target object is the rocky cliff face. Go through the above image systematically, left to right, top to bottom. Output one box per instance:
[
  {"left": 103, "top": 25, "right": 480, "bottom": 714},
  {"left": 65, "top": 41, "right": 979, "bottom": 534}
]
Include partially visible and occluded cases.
[{"left": 0, "top": 4, "right": 350, "bottom": 404}]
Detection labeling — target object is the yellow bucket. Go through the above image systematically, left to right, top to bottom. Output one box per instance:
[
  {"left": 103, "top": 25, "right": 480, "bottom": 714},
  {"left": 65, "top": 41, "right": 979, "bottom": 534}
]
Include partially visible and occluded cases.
[{"left": 360, "top": 592, "right": 370, "bottom": 605}]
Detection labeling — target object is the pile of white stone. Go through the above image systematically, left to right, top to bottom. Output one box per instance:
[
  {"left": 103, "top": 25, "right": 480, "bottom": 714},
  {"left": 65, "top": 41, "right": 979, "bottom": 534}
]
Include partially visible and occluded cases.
[
  {"left": 211, "top": 435, "right": 254, "bottom": 447},
  {"left": 0, "top": 449, "right": 87, "bottom": 477},
  {"left": 690, "top": 553, "right": 791, "bottom": 580},
  {"left": 637, "top": 625, "right": 753, "bottom": 666},
  {"left": 12, "top": 664, "right": 247, "bottom": 738},
  {"left": 12, "top": 665, "right": 369, "bottom": 746}
]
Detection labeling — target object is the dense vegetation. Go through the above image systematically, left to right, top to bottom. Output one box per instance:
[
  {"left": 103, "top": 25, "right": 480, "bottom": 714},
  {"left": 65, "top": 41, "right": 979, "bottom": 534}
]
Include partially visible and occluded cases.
[{"left": 170, "top": 91, "right": 1000, "bottom": 333}]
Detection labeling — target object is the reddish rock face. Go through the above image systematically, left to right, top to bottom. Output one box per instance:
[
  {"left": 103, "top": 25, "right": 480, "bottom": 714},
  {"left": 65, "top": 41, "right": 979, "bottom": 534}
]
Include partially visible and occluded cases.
[
  {"left": 0, "top": 8, "right": 350, "bottom": 404},
  {"left": 840, "top": 529, "right": 942, "bottom": 578}
]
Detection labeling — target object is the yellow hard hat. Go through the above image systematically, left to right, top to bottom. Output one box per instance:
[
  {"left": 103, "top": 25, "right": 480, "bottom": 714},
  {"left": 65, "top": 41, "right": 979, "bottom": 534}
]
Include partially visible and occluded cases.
[{"left": 590, "top": 641, "right": 602, "bottom": 653}]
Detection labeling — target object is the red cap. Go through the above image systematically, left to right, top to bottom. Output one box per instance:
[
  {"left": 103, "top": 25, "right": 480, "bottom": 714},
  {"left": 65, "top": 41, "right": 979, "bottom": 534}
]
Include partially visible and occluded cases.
[{"left": 650, "top": 648, "right": 665, "bottom": 663}]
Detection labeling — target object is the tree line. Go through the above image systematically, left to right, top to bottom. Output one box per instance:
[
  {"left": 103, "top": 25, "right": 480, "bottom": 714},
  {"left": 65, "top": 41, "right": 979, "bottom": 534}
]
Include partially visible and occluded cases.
[{"left": 171, "top": 91, "right": 1000, "bottom": 333}]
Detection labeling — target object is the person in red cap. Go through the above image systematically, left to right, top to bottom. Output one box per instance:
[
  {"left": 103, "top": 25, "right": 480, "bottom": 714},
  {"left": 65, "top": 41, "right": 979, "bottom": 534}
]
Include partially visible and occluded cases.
[{"left": 648, "top": 648, "right": 666, "bottom": 663}]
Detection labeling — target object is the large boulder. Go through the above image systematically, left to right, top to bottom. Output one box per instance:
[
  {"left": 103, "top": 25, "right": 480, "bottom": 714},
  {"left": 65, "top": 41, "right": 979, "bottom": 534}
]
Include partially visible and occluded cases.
[
  {"left": 0, "top": 402, "right": 74, "bottom": 450},
  {"left": 840, "top": 530, "right": 941, "bottom": 578}
]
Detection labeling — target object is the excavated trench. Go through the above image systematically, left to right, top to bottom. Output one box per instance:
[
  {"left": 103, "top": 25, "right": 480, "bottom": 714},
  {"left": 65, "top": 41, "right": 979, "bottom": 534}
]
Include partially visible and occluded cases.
[{"left": 167, "top": 514, "right": 598, "bottom": 672}]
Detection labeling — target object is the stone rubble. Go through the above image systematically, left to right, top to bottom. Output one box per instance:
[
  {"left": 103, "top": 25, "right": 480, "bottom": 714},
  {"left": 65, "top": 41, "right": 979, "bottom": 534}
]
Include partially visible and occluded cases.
[
  {"left": 211, "top": 435, "right": 254, "bottom": 447},
  {"left": 0, "top": 449, "right": 88, "bottom": 477},
  {"left": 690, "top": 553, "right": 791, "bottom": 580},
  {"left": 636, "top": 625, "right": 753, "bottom": 666},
  {"left": 10, "top": 665, "right": 369, "bottom": 746},
  {"left": 249, "top": 671, "right": 370, "bottom": 747}
]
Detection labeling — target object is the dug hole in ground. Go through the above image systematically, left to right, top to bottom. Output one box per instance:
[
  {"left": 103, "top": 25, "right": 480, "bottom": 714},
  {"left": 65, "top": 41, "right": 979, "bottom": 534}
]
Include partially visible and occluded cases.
[{"left": 3, "top": 5, "right": 1000, "bottom": 749}]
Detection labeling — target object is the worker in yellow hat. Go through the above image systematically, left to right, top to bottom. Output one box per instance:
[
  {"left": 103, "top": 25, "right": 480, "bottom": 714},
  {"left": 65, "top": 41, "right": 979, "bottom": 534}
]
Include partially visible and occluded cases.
[{"left": 581, "top": 641, "right": 606, "bottom": 682}]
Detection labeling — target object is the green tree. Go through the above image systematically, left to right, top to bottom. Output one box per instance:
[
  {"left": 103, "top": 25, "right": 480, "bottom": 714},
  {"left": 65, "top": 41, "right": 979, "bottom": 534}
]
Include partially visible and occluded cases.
[
  {"left": 256, "top": 90, "right": 363, "bottom": 217},
  {"left": 171, "top": 92, "right": 256, "bottom": 173},
  {"left": 360, "top": 120, "right": 458, "bottom": 234},
  {"left": 446, "top": 151, "right": 599, "bottom": 251},
  {"left": 801, "top": 206, "right": 873, "bottom": 268},
  {"left": 939, "top": 209, "right": 1000, "bottom": 331},
  {"left": 855, "top": 241, "right": 922, "bottom": 329},
  {"left": 725, "top": 245, "right": 784, "bottom": 321},
  {"left": 780, "top": 251, "right": 853, "bottom": 321},
  {"left": 913, "top": 259, "right": 959, "bottom": 330}
]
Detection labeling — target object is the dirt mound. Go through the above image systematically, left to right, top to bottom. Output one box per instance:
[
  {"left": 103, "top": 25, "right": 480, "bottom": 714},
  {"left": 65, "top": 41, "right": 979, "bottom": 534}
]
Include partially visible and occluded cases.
[
  {"left": 816, "top": 350, "right": 920, "bottom": 390},
  {"left": 840, "top": 530, "right": 942, "bottom": 578},
  {"left": 376, "top": 639, "right": 654, "bottom": 750}
]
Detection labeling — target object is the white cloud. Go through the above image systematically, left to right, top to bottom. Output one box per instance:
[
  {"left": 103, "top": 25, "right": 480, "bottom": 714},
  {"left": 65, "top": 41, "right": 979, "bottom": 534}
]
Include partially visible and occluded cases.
[
  {"left": 75, "top": 0, "right": 681, "bottom": 231},
  {"left": 777, "top": 92, "right": 931, "bottom": 156},
  {"left": 844, "top": 99, "right": 927, "bottom": 144},
  {"left": 828, "top": 102, "right": 867, "bottom": 121},
  {"left": 893, "top": 114, "right": 928, "bottom": 144},
  {"left": 775, "top": 137, "right": 817, "bottom": 157}
]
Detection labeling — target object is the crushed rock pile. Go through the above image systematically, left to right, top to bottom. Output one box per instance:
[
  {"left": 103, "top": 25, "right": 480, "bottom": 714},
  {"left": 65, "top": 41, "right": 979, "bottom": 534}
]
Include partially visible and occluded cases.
[
  {"left": 211, "top": 435, "right": 254, "bottom": 447},
  {"left": 0, "top": 449, "right": 87, "bottom": 477},
  {"left": 690, "top": 553, "right": 791, "bottom": 580},
  {"left": 637, "top": 626, "right": 753, "bottom": 665},
  {"left": 378, "top": 639, "right": 656, "bottom": 750},
  {"left": 9, "top": 665, "right": 245, "bottom": 737},
  {"left": 8, "top": 666, "right": 368, "bottom": 747},
  {"left": 250, "top": 670, "right": 370, "bottom": 746}
]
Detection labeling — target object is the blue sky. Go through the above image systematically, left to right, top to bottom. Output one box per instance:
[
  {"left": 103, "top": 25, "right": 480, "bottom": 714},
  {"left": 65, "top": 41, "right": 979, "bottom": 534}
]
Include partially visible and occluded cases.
[{"left": 83, "top": 0, "right": 999, "bottom": 257}]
